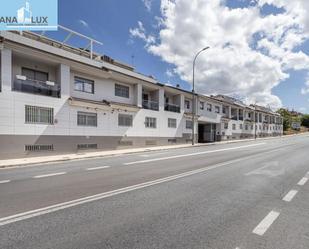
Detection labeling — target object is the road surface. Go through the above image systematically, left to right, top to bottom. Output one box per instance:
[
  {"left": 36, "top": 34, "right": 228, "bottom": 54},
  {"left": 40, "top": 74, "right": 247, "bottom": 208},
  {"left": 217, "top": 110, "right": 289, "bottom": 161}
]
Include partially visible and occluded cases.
[{"left": 1, "top": 134, "right": 309, "bottom": 249}]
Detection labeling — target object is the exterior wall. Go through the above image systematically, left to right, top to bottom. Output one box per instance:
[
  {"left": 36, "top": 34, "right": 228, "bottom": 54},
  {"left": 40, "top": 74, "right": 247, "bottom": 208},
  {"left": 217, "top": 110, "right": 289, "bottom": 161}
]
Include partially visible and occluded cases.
[
  {"left": 0, "top": 34, "right": 283, "bottom": 159},
  {"left": 70, "top": 71, "right": 135, "bottom": 105}
]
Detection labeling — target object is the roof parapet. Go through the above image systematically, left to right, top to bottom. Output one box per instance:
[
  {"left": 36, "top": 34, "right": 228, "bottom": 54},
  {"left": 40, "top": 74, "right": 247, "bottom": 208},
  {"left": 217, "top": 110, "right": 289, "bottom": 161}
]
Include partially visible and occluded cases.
[{"left": 6, "top": 25, "right": 134, "bottom": 71}]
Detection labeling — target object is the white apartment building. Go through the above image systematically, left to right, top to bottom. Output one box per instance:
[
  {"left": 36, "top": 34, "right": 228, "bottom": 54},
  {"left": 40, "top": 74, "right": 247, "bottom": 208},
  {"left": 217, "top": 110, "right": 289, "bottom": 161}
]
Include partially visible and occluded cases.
[{"left": 0, "top": 28, "right": 283, "bottom": 159}]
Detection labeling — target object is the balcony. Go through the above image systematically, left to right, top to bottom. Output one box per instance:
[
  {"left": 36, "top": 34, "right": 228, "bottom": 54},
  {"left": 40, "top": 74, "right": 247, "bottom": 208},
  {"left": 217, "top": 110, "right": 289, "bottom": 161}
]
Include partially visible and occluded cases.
[
  {"left": 13, "top": 77, "right": 60, "bottom": 98},
  {"left": 142, "top": 100, "right": 159, "bottom": 111},
  {"left": 165, "top": 103, "right": 180, "bottom": 113},
  {"left": 231, "top": 115, "right": 238, "bottom": 121},
  {"left": 244, "top": 118, "right": 253, "bottom": 123}
]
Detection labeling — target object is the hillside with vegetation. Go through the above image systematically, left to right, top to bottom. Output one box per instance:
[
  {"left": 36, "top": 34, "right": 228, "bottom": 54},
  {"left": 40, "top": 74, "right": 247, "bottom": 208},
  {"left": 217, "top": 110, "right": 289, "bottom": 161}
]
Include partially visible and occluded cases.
[{"left": 277, "top": 109, "right": 309, "bottom": 135}]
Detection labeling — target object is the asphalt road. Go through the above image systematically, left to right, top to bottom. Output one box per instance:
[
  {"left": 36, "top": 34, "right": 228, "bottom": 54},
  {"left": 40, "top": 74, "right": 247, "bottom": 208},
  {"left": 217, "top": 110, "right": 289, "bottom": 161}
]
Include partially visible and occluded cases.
[{"left": 1, "top": 134, "right": 309, "bottom": 249}]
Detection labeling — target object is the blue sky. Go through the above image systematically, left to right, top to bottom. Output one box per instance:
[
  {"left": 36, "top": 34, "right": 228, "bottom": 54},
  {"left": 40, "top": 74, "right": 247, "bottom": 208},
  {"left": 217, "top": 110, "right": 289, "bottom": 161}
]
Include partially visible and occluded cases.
[{"left": 52, "top": 0, "right": 309, "bottom": 112}]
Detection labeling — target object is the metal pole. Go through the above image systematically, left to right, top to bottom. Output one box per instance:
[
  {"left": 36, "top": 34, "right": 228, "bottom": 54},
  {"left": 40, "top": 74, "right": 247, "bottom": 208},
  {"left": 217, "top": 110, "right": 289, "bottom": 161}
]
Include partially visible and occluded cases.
[
  {"left": 191, "top": 47, "right": 210, "bottom": 145},
  {"left": 254, "top": 105, "right": 257, "bottom": 139}
]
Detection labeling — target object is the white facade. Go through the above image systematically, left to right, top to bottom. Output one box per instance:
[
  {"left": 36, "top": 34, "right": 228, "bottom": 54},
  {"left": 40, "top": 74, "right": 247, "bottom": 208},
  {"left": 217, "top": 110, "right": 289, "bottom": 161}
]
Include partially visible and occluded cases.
[{"left": 0, "top": 30, "right": 283, "bottom": 158}]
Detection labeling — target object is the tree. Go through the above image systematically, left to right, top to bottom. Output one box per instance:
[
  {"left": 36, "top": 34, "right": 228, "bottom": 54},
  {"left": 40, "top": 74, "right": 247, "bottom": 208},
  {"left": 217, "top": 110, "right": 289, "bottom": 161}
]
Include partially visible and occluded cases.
[
  {"left": 276, "top": 108, "right": 291, "bottom": 131},
  {"left": 301, "top": 114, "right": 309, "bottom": 128}
]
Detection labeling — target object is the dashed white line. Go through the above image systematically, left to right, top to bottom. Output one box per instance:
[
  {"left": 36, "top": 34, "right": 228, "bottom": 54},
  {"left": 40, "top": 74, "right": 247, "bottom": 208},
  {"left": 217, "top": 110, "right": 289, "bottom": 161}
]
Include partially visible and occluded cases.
[
  {"left": 124, "top": 143, "right": 266, "bottom": 165},
  {"left": 0, "top": 156, "right": 257, "bottom": 226},
  {"left": 86, "top": 166, "right": 110, "bottom": 171},
  {"left": 33, "top": 172, "right": 66, "bottom": 179},
  {"left": 297, "top": 177, "right": 308, "bottom": 186},
  {"left": 0, "top": 180, "right": 10, "bottom": 184},
  {"left": 282, "top": 189, "right": 298, "bottom": 202},
  {"left": 252, "top": 211, "right": 280, "bottom": 236}
]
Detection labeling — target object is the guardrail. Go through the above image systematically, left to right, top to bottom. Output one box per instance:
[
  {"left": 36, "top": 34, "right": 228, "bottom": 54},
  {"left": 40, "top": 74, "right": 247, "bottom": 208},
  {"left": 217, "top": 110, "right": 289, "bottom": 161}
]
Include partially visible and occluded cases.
[
  {"left": 13, "top": 78, "right": 60, "bottom": 98},
  {"left": 142, "top": 100, "right": 159, "bottom": 111}
]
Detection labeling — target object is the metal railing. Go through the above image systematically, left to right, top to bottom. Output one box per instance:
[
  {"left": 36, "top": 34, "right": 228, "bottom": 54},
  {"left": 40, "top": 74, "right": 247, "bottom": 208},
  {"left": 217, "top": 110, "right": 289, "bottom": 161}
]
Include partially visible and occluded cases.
[
  {"left": 13, "top": 78, "right": 61, "bottom": 98},
  {"left": 142, "top": 100, "right": 159, "bottom": 111},
  {"left": 164, "top": 103, "right": 180, "bottom": 113},
  {"left": 231, "top": 115, "right": 238, "bottom": 120}
]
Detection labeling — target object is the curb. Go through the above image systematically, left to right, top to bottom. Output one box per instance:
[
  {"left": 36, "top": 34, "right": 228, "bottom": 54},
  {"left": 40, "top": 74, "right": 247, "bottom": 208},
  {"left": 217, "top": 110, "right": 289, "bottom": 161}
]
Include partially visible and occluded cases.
[{"left": 0, "top": 133, "right": 307, "bottom": 169}]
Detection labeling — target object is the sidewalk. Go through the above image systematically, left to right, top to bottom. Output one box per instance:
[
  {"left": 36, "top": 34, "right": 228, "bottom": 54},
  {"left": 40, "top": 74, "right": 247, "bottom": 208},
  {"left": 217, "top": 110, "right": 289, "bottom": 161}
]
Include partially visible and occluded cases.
[{"left": 0, "top": 134, "right": 306, "bottom": 168}]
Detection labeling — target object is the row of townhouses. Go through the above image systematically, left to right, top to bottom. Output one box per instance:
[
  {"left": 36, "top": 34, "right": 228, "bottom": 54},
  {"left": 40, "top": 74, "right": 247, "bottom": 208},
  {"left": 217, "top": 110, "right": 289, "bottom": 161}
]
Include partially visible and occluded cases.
[{"left": 0, "top": 28, "right": 283, "bottom": 159}]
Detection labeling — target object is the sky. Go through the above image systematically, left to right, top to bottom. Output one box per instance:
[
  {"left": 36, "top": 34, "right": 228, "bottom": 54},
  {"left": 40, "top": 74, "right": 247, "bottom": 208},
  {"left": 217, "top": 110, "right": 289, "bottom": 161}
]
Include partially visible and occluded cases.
[{"left": 53, "top": 0, "right": 309, "bottom": 112}]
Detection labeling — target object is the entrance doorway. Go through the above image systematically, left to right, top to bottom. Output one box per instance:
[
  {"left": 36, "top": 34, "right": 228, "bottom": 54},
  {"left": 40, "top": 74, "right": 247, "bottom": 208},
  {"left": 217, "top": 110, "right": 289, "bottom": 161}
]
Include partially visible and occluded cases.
[{"left": 198, "top": 123, "right": 217, "bottom": 143}]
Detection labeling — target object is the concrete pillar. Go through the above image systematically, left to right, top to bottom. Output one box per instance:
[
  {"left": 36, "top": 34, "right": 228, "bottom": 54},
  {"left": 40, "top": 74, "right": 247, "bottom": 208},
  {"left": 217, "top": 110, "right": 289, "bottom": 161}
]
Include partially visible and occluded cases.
[
  {"left": 1, "top": 48, "right": 12, "bottom": 92},
  {"left": 57, "top": 64, "right": 70, "bottom": 99},
  {"left": 134, "top": 83, "right": 142, "bottom": 107},
  {"left": 158, "top": 88, "right": 164, "bottom": 111},
  {"left": 179, "top": 94, "right": 185, "bottom": 113},
  {"left": 228, "top": 106, "right": 232, "bottom": 118}
]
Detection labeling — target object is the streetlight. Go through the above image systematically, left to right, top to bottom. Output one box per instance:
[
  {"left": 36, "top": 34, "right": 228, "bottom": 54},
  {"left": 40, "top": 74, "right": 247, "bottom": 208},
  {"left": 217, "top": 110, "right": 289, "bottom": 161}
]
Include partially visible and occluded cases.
[
  {"left": 192, "top": 46, "right": 210, "bottom": 145},
  {"left": 254, "top": 102, "right": 257, "bottom": 140}
]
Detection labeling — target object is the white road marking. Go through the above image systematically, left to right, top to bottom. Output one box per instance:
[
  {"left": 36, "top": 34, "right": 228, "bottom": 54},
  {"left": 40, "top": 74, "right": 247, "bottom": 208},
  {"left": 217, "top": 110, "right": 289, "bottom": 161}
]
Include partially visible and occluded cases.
[
  {"left": 124, "top": 143, "right": 266, "bottom": 165},
  {"left": 0, "top": 155, "right": 257, "bottom": 227},
  {"left": 86, "top": 166, "right": 110, "bottom": 171},
  {"left": 33, "top": 172, "right": 66, "bottom": 179},
  {"left": 297, "top": 177, "right": 308, "bottom": 186},
  {"left": 0, "top": 180, "right": 10, "bottom": 184},
  {"left": 282, "top": 189, "right": 298, "bottom": 202},
  {"left": 252, "top": 211, "right": 280, "bottom": 236}
]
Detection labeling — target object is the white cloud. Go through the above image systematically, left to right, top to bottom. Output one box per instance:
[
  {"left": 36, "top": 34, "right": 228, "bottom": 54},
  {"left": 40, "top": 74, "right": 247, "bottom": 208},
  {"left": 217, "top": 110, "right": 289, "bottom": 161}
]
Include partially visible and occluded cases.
[
  {"left": 130, "top": 0, "right": 309, "bottom": 108},
  {"left": 142, "top": 0, "right": 152, "bottom": 12},
  {"left": 78, "top": 19, "right": 89, "bottom": 28},
  {"left": 129, "top": 21, "right": 155, "bottom": 47},
  {"left": 165, "top": 69, "right": 174, "bottom": 77},
  {"left": 301, "top": 74, "right": 309, "bottom": 94}
]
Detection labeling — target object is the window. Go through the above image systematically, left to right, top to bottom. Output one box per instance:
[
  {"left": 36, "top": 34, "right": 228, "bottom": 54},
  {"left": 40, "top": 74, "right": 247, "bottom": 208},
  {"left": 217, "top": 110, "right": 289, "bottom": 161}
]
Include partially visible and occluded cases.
[
  {"left": 22, "top": 68, "right": 48, "bottom": 82},
  {"left": 74, "top": 76, "right": 94, "bottom": 94},
  {"left": 115, "top": 84, "right": 129, "bottom": 98},
  {"left": 185, "top": 100, "right": 190, "bottom": 109},
  {"left": 200, "top": 101, "right": 204, "bottom": 110},
  {"left": 207, "top": 103, "right": 212, "bottom": 112},
  {"left": 25, "top": 105, "right": 54, "bottom": 124},
  {"left": 215, "top": 106, "right": 220, "bottom": 113},
  {"left": 222, "top": 106, "right": 227, "bottom": 114},
  {"left": 77, "top": 112, "right": 97, "bottom": 127},
  {"left": 118, "top": 114, "right": 133, "bottom": 127},
  {"left": 145, "top": 117, "right": 156, "bottom": 128},
  {"left": 168, "top": 118, "right": 177, "bottom": 128},
  {"left": 186, "top": 120, "right": 193, "bottom": 129},
  {"left": 224, "top": 123, "right": 228, "bottom": 129},
  {"left": 232, "top": 124, "right": 236, "bottom": 130},
  {"left": 240, "top": 124, "right": 243, "bottom": 129},
  {"left": 245, "top": 124, "right": 248, "bottom": 130},
  {"left": 118, "top": 141, "right": 133, "bottom": 146},
  {"left": 25, "top": 144, "right": 53, "bottom": 152},
  {"left": 77, "top": 144, "right": 97, "bottom": 150}
]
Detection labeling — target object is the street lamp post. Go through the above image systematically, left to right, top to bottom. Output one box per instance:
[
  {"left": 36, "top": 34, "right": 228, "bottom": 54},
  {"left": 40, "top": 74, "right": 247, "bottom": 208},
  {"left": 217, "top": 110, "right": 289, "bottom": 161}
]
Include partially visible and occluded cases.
[
  {"left": 192, "top": 47, "right": 210, "bottom": 145},
  {"left": 254, "top": 105, "right": 257, "bottom": 140}
]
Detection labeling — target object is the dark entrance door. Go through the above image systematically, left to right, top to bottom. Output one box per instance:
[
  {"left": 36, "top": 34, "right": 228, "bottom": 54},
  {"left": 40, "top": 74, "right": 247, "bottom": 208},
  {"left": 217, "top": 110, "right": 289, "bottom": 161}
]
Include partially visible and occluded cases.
[{"left": 198, "top": 123, "right": 216, "bottom": 143}]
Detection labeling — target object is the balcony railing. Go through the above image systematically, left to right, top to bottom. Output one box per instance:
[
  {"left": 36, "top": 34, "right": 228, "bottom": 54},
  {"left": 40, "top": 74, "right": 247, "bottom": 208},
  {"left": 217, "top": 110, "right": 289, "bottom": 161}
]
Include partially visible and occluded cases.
[
  {"left": 13, "top": 78, "right": 61, "bottom": 98},
  {"left": 142, "top": 100, "right": 159, "bottom": 111},
  {"left": 164, "top": 103, "right": 180, "bottom": 113},
  {"left": 221, "top": 113, "right": 230, "bottom": 119},
  {"left": 231, "top": 115, "right": 238, "bottom": 121},
  {"left": 244, "top": 118, "right": 253, "bottom": 122}
]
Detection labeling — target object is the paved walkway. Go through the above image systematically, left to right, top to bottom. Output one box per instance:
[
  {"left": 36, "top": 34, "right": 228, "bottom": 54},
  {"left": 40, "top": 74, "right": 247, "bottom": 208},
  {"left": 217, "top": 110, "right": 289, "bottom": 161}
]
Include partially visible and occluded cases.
[{"left": 0, "top": 134, "right": 303, "bottom": 168}]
